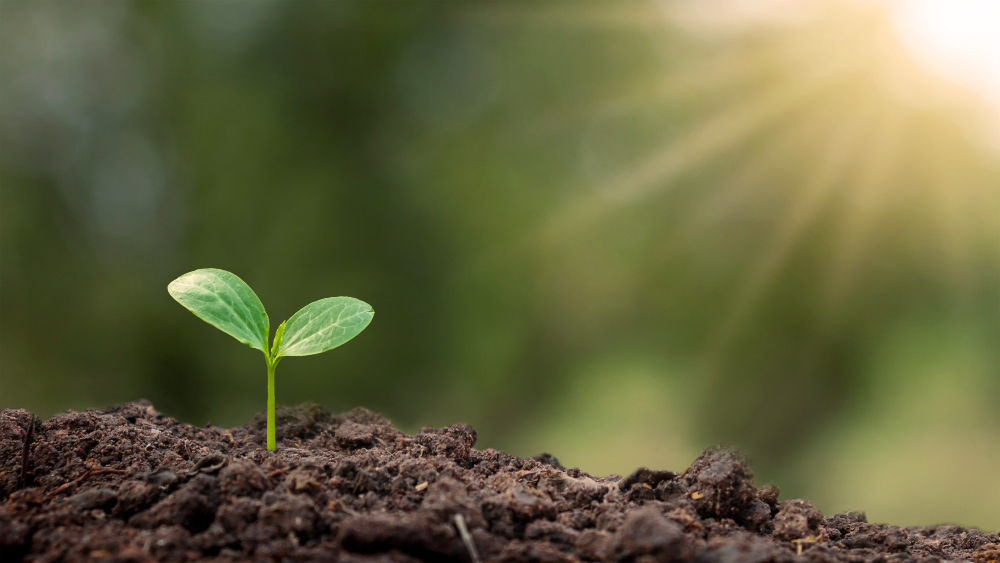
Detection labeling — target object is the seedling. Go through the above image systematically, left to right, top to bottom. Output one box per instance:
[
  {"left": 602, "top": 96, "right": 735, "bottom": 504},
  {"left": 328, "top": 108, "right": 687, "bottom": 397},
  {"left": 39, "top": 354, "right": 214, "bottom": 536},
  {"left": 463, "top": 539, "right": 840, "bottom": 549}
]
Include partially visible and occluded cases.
[{"left": 168, "top": 268, "right": 373, "bottom": 451}]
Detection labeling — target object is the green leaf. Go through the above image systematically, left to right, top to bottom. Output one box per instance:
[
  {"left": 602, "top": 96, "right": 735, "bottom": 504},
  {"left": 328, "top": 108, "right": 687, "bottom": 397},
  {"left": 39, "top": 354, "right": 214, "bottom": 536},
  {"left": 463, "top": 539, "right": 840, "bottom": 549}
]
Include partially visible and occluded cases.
[
  {"left": 168, "top": 268, "right": 270, "bottom": 354},
  {"left": 277, "top": 297, "right": 373, "bottom": 357},
  {"left": 270, "top": 320, "right": 286, "bottom": 360}
]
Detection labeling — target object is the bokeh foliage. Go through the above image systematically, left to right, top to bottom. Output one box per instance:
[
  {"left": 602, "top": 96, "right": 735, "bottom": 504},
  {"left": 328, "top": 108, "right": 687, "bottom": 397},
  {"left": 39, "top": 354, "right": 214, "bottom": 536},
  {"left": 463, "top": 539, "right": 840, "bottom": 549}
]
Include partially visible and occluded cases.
[{"left": 1, "top": 1, "right": 997, "bottom": 529}]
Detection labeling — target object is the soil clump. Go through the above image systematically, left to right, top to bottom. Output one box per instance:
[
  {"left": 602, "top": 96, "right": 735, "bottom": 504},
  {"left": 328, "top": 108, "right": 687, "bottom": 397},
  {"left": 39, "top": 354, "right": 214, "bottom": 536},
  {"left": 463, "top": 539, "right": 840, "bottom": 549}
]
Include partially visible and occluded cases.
[{"left": 1, "top": 402, "right": 996, "bottom": 562}]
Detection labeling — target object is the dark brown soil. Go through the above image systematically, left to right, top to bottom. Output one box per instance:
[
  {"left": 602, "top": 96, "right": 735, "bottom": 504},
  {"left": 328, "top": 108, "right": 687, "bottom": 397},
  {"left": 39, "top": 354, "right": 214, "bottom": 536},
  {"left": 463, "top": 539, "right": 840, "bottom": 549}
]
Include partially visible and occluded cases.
[{"left": 1, "top": 402, "right": 996, "bottom": 562}]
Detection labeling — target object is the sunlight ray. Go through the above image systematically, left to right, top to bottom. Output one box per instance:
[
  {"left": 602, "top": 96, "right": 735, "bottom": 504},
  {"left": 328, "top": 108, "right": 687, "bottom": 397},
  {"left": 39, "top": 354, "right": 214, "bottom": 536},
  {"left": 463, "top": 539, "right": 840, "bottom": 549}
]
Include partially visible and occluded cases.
[
  {"left": 478, "top": 2, "right": 871, "bottom": 147},
  {"left": 459, "top": 3, "right": 669, "bottom": 30},
  {"left": 544, "top": 22, "right": 867, "bottom": 141},
  {"left": 523, "top": 55, "right": 780, "bottom": 141},
  {"left": 541, "top": 56, "right": 863, "bottom": 244},
  {"left": 708, "top": 103, "right": 875, "bottom": 355},
  {"left": 679, "top": 105, "right": 847, "bottom": 237},
  {"left": 819, "top": 106, "right": 905, "bottom": 325},
  {"left": 925, "top": 131, "right": 978, "bottom": 305}
]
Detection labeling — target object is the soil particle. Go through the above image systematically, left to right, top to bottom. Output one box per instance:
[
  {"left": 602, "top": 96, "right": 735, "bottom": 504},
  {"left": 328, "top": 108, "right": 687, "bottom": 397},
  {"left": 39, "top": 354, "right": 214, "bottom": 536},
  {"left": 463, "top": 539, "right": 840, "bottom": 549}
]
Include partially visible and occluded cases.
[
  {"left": 1, "top": 402, "right": 995, "bottom": 562},
  {"left": 336, "top": 422, "right": 375, "bottom": 449},
  {"left": 680, "top": 447, "right": 757, "bottom": 522},
  {"left": 532, "top": 454, "right": 565, "bottom": 471},
  {"left": 219, "top": 461, "right": 268, "bottom": 498},
  {"left": 283, "top": 467, "right": 324, "bottom": 496},
  {"left": 618, "top": 468, "right": 676, "bottom": 493},
  {"left": 129, "top": 473, "right": 221, "bottom": 533},
  {"left": 421, "top": 477, "right": 485, "bottom": 529},
  {"left": 115, "top": 479, "right": 163, "bottom": 519},
  {"left": 500, "top": 481, "right": 558, "bottom": 522},
  {"left": 756, "top": 482, "right": 781, "bottom": 510},
  {"left": 67, "top": 487, "right": 117, "bottom": 511},
  {"left": 257, "top": 492, "right": 321, "bottom": 538},
  {"left": 773, "top": 499, "right": 824, "bottom": 541},
  {"left": 611, "top": 507, "right": 690, "bottom": 562},
  {"left": 338, "top": 512, "right": 464, "bottom": 559},
  {"left": 524, "top": 520, "right": 579, "bottom": 547},
  {"left": 576, "top": 529, "right": 614, "bottom": 561},
  {"left": 973, "top": 544, "right": 1000, "bottom": 563}
]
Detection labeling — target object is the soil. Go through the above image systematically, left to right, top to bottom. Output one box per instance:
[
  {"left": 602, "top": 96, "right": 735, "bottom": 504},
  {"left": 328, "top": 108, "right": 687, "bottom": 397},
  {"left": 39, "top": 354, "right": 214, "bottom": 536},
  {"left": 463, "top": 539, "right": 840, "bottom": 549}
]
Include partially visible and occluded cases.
[{"left": 1, "top": 401, "right": 996, "bottom": 563}]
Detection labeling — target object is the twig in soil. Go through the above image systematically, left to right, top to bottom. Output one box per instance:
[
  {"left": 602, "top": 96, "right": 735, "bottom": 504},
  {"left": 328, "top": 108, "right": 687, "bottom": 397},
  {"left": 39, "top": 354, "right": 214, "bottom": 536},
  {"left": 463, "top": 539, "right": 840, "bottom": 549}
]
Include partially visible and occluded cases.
[
  {"left": 20, "top": 414, "right": 37, "bottom": 490},
  {"left": 46, "top": 468, "right": 128, "bottom": 500},
  {"left": 454, "top": 514, "right": 482, "bottom": 563},
  {"left": 791, "top": 534, "right": 821, "bottom": 555}
]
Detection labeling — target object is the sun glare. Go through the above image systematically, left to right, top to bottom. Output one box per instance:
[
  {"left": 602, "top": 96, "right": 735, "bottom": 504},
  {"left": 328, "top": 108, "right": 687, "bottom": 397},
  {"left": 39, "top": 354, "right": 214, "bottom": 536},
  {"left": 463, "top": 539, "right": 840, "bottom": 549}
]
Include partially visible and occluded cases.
[
  {"left": 484, "top": 0, "right": 1000, "bottom": 529},
  {"left": 890, "top": 0, "right": 1000, "bottom": 104}
]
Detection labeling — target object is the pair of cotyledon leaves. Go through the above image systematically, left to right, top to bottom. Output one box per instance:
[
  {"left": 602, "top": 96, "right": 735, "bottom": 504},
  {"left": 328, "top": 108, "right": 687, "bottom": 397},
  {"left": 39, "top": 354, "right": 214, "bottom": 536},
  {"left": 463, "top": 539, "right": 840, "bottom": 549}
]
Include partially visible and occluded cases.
[{"left": 168, "top": 269, "right": 373, "bottom": 360}]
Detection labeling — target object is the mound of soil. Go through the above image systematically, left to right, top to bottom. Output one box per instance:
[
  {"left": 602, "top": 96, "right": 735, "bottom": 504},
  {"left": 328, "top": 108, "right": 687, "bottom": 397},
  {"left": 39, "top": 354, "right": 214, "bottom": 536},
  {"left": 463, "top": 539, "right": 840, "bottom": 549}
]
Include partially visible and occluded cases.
[{"left": 1, "top": 402, "right": 996, "bottom": 562}]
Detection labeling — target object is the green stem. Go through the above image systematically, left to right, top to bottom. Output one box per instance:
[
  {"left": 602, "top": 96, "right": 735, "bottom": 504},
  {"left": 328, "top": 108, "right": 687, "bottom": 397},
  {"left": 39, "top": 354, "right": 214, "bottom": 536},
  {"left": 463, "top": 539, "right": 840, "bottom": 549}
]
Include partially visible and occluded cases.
[{"left": 266, "top": 358, "right": 276, "bottom": 451}]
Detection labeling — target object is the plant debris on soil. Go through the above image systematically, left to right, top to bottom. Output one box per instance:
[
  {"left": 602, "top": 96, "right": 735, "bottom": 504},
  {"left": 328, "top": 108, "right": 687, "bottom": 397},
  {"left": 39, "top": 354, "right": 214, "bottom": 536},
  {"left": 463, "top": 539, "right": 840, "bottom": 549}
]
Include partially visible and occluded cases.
[{"left": 1, "top": 401, "right": 996, "bottom": 562}]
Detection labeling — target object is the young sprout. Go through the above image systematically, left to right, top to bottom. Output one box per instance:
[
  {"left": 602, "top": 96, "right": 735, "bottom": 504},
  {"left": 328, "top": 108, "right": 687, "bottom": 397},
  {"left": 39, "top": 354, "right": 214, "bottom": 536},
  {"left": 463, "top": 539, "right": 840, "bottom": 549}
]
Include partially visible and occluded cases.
[{"left": 168, "top": 268, "right": 373, "bottom": 451}]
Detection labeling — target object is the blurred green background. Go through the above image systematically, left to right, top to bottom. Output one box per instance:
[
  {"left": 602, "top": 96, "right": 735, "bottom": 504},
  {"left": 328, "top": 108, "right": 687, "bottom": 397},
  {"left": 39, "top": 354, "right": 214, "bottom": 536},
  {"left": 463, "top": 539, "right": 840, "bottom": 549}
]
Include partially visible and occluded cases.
[{"left": 1, "top": 0, "right": 997, "bottom": 530}]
